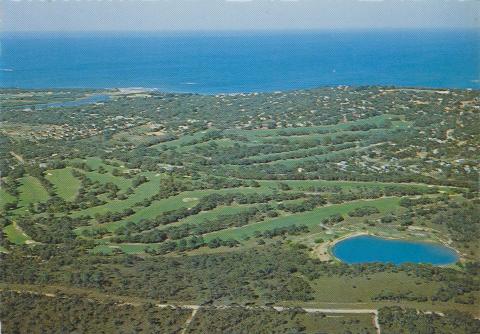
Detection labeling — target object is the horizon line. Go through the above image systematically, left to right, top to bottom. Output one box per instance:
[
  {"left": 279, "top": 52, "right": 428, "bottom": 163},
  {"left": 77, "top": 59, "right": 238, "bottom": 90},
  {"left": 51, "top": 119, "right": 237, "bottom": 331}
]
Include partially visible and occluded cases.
[{"left": 2, "top": 27, "right": 479, "bottom": 34}]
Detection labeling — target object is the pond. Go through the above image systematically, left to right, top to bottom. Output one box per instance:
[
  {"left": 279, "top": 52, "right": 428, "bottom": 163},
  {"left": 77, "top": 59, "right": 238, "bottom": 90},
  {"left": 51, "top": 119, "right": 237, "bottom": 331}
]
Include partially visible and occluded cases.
[{"left": 331, "top": 235, "right": 459, "bottom": 265}]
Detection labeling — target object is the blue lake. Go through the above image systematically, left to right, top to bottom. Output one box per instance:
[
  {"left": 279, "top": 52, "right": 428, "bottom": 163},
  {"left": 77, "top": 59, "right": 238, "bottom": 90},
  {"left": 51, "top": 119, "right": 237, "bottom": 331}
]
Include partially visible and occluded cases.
[{"left": 332, "top": 235, "right": 459, "bottom": 265}]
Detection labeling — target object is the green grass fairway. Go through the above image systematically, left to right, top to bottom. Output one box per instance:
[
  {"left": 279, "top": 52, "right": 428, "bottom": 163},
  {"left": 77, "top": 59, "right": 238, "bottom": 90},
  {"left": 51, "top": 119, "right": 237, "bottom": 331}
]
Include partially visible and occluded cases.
[
  {"left": 224, "top": 114, "right": 392, "bottom": 139},
  {"left": 152, "top": 130, "right": 212, "bottom": 149},
  {"left": 46, "top": 168, "right": 81, "bottom": 201},
  {"left": 84, "top": 170, "right": 132, "bottom": 192},
  {"left": 71, "top": 174, "right": 160, "bottom": 218},
  {"left": 17, "top": 176, "right": 49, "bottom": 207},
  {"left": 257, "top": 179, "right": 455, "bottom": 193},
  {"left": 85, "top": 186, "right": 274, "bottom": 232},
  {"left": 123, "top": 187, "right": 274, "bottom": 223},
  {"left": 0, "top": 188, "right": 16, "bottom": 205},
  {"left": 204, "top": 197, "right": 401, "bottom": 241},
  {"left": 179, "top": 204, "right": 257, "bottom": 226},
  {"left": 4, "top": 223, "right": 30, "bottom": 245},
  {"left": 90, "top": 243, "right": 149, "bottom": 255}
]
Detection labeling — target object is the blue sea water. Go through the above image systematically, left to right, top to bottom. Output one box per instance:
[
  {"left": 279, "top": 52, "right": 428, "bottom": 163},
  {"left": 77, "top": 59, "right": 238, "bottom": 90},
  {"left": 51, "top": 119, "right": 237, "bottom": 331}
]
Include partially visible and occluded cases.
[
  {"left": 0, "top": 30, "right": 478, "bottom": 93},
  {"left": 332, "top": 235, "right": 459, "bottom": 265}
]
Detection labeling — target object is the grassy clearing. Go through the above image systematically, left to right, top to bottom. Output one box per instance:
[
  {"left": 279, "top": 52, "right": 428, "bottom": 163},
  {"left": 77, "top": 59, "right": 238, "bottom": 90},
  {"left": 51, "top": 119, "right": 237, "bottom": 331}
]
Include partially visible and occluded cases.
[
  {"left": 224, "top": 114, "right": 392, "bottom": 139},
  {"left": 154, "top": 115, "right": 393, "bottom": 152},
  {"left": 258, "top": 128, "right": 387, "bottom": 143},
  {"left": 152, "top": 130, "right": 211, "bottom": 149},
  {"left": 177, "top": 138, "right": 239, "bottom": 152},
  {"left": 240, "top": 143, "right": 359, "bottom": 164},
  {"left": 261, "top": 145, "right": 371, "bottom": 168},
  {"left": 72, "top": 157, "right": 130, "bottom": 173},
  {"left": 81, "top": 157, "right": 106, "bottom": 170},
  {"left": 45, "top": 168, "right": 80, "bottom": 201},
  {"left": 84, "top": 170, "right": 131, "bottom": 192},
  {"left": 72, "top": 173, "right": 160, "bottom": 219},
  {"left": 77, "top": 175, "right": 447, "bottom": 236},
  {"left": 17, "top": 176, "right": 49, "bottom": 207},
  {"left": 257, "top": 179, "right": 451, "bottom": 192},
  {"left": 88, "top": 186, "right": 275, "bottom": 232},
  {"left": 125, "top": 187, "right": 274, "bottom": 221},
  {"left": 0, "top": 188, "right": 16, "bottom": 205},
  {"left": 204, "top": 197, "right": 401, "bottom": 241},
  {"left": 179, "top": 204, "right": 257, "bottom": 226},
  {"left": 4, "top": 223, "right": 30, "bottom": 245},
  {"left": 91, "top": 243, "right": 155, "bottom": 255},
  {"left": 90, "top": 244, "right": 118, "bottom": 254},
  {"left": 310, "top": 271, "right": 440, "bottom": 304},
  {"left": 286, "top": 274, "right": 478, "bottom": 314}
]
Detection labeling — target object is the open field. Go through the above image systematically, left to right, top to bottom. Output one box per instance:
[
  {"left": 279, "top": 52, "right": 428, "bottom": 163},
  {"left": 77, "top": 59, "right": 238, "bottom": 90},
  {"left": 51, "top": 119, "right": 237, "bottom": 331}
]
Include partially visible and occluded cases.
[
  {"left": 45, "top": 167, "right": 81, "bottom": 201},
  {"left": 17, "top": 176, "right": 49, "bottom": 207},
  {"left": 0, "top": 189, "right": 16, "bottom": 205},
  {"left": 204, "top": 197, "right": 402, "bottom": 241},
  {"left": 3, "top": 222, "right": 30, "bottom": 245}
]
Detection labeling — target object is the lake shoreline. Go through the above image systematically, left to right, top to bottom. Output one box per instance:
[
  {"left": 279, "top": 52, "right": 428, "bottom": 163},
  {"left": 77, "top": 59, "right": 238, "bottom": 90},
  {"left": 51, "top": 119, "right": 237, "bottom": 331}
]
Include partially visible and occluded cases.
[{"left": 316, "top": 230, "right": 461, "bottom": 265}]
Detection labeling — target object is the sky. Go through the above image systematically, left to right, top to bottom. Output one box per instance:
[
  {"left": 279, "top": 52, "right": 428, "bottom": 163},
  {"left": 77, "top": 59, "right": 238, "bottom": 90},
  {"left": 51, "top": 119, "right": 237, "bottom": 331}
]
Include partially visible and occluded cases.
[{"left": 1, "top": 0, "right": 479, "bottom": 32}]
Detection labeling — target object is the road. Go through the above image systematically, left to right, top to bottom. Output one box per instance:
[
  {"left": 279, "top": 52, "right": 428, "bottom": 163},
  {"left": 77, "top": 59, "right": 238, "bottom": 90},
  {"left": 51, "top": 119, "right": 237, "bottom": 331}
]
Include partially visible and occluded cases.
[
  {"left": 5, "top": 285, "right": 466, "bottom": 334},
  {"left": 3, "top": 287, "right": 383, "bottom": 333},
  {"left": 155, "top": 303, "right": 381, "bottom": 334}
]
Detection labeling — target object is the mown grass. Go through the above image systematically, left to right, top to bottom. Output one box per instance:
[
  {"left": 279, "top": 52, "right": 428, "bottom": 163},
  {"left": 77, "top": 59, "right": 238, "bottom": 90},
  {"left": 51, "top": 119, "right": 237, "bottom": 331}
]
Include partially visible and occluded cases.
[
  {"left": 224, "top": 114, "right": 392, "bottom": 139},
  {"left": 154, "top": 115, "right": 393, "bottom": 152},
  {"left": 152, "top": 130, "right": 212, "bottom": 149},
  {"left": 176, "top": 138, "right": 239, "bottom": 152},
  {"left": 262, "top": 144, "right": 372, "bottom": 167},
  {"left": 46, "top": 167, "right": 81, "bottom": 201},
  {"left": 84, "top": 170, "right": 132, "bottom": 192},
  {"left": 71, "top": 173, "right": 160, "bottom": 219},
  {"left": 76, "top": 175, "right": 447, "bottom": 233},
  {"left": 17, "top": 176, "right": 49, "bottom": 207},
  {"left": 257, "top": 179, "right": 450, "bottom": 192},
  {"left": 83, "top": 186, "right": 276, "bottom": 233},
  {"left": 0, "top": 188, "right": 16, "bottom": 205},
  {"left": 90, "top": 196, "right": 401, "bottom": 255},
  {"left": 204, "top": 197, "right": 401, "bottom": 241},
  {"left": 179, "top": 204, "right": 258, "bottom": 226},
  {"left": 4, "top": 223, "right": 29, "bottom": 245},
  {"left": 90, "top": 243, "right": 151, "bottom": 255}
]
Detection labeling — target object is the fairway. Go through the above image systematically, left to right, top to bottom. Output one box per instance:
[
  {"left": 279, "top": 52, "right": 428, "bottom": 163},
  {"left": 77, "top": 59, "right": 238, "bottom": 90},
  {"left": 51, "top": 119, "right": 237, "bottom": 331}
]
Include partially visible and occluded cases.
[
  {"left": 46, "top": 167, "right": 81, "bottom": 201},
  {"left": 84, "top": 170, "right": 132, "bottom": 192},
  {"left": 71, "top": 173, "right": 160, "bottom": 218},
  {"left": 17, "top": 176, "right": 49, "bottom": 207},
  {"left": 80, "top": 186, "right": 276, "bottom": 233},
  {"left": 0, "top": 189, "right": 16, "bottom": 205},
  {"left": 204, "top": 197, "right": 401, "bottom": 241},
  {"left": 4, "top": 223, "right": 30, "bottom": 245}
]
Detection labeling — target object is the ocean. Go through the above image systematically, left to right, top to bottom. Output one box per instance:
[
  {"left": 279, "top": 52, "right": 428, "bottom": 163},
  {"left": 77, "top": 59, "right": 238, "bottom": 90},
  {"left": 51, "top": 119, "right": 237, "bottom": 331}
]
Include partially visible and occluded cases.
[{"left": 1, "top": 30, "right": 478, "bottom": 93}]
